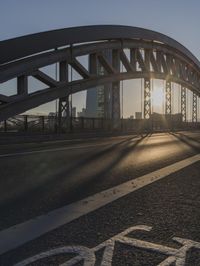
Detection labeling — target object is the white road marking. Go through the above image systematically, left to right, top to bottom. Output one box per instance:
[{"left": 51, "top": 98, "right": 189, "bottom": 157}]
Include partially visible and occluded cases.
[
  {"left": 0, "top": 134, "right": 135, "bottom": 147},
  {"left": 0, "top": 135, "right": 138, "bottom": 158},
  {"left": 0, "top": 137, "right": 109, "bottom": 148},
  {"left": 0, "top": 141, "right": 122, "bottom": 158},
  {"left": 0, "top": 154, "right": 199, "bottom": 255},
  {"left": 15, "top": 225, "right": 200, "bottom": 266}
]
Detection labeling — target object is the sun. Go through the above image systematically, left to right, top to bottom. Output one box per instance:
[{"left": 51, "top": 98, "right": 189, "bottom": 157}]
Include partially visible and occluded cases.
[{"left": 152, "top": 87, "right": 164, "bottom": 112}]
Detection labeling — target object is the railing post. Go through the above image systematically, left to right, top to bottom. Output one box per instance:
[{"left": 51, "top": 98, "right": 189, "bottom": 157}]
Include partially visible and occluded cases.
[
  {"left": 24, "top": 115, "right": 28, "bottom": 131},
  {"left": 41, "top": 116, "right": 45, "bottom": 132},
  {"left": 81, "top": 117, "right": 84, "bottom": 130},
  {"left": 92, "top": 118, "right": 95, "bottom": 130},
  {"left": 101, "top": 118, "right": 104, "bottom": 130},
  {"left": 4, "top": 120, "right": 7, "bottom": 132}
]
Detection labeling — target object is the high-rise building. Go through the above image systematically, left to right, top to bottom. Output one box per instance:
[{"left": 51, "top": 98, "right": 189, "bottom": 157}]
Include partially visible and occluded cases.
[
  {"left": 85, "top": 50, "right": 112, "bottom": 118},
  {"left": 85, "top": 88, "right": 98, "bottom": 117},
  {"left": 72, "top": 107, "right": 76, "bottom": 118},
  {"left": 77, "top": 108, "right": 86, "bottom": 117},
  {"left": 135, "top": 112, "right": 142, "bottom": 119}
]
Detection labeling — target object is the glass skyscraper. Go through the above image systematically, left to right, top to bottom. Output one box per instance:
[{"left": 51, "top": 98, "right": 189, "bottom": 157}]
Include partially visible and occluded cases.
[{"left": 85, "top": 50, "right": 112, "bottom": 118}]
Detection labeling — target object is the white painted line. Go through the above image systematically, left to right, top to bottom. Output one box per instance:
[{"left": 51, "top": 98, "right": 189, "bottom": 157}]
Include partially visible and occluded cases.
[
  {"left": 0, "top": 134, "right": 136, "bottom": 149},
  {"left": 0, "top": 136, "right": 139, "bottom": 158},
  {"left": 0, "top": 137, "right": 100, "bottom": 148},
  {"left": 0, "top": 142, "right": 120, "bottom": 158},
  {"left": 0, "top": 154, "right": 199, "bottom": 255},
  {"left": 14, "top": 224, "right": 200, "bottom": 266}
]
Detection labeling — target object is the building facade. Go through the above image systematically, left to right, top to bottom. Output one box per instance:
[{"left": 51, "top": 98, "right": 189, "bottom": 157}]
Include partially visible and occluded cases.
[{"left": 85, "top": 50, "right": 112, "bottom": 119}]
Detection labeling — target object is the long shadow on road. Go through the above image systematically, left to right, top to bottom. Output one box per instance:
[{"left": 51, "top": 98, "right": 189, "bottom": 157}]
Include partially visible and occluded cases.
[
  {"left": 170, "top": 132, "right": 200, "bottom": 154},
  {"left": 0, "top": 134, "right": 150, "bottom": 229},
  {"left": 0, "top": 136, "right": 138, "bottom": 201}
]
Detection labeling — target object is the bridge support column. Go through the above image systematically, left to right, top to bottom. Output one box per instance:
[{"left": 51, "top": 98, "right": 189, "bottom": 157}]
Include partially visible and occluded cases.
[
  {"left": 112, "top": 50, "right": 120, "bottom": 129},
  {"left": 89, "top": 53, "right": 97, "bottom": 73},
  {"left": 58, "top": 61, "right": 70, "bottom": 132},
  {"left": 17, "top": 75, "right": 28, "bottom": 95},
  {"left": 144, "top": 78, "right": 151, "bottom": 119},
  {"left": 165, "top": 81, "right": 172, "bottom": 115},
  {"left": 181, "top": 86, "right": 187, "bottom": 122},
  {"left": 192, "top": 92, "right": 197, "bottom": 123},
  {"left": 58, "top": 96, "right": 70, "bottom": 131},
  {"left": 198, "top": 97, "right": 200, "bottom": 122}
]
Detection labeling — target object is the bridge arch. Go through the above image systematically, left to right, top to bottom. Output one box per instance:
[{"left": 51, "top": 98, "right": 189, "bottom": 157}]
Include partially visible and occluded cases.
[{"left": 0, "top": 25, "right": 200, "bottom": 122}]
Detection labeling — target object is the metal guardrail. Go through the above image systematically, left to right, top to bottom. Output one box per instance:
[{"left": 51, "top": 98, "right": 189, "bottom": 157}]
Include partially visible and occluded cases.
[{"left": 0, "top": 115, "right": 200, "bottom": 134}]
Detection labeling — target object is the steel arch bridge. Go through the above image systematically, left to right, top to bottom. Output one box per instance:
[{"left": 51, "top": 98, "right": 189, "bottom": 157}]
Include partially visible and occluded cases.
[{"left": 0, "top": 25, "right": 200, "bottom": 126}]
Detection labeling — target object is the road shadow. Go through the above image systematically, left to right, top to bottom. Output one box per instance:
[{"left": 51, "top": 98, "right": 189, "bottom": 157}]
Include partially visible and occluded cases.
[
  {"left": 170, "top": 132, "right": 200, "bottom": 153},
  {"left": 0, "top": 134, "right": 152, "bottom": 227}
]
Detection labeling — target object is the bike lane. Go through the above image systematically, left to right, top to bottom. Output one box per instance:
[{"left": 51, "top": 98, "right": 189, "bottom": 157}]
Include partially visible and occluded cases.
[{"left": 1, "top": 161, "right": 200, "bottom": 265}]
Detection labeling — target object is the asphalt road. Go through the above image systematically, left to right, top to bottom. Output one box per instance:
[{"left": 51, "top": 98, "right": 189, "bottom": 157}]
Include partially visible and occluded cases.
[{"left": 0, "top": 131, "right": 200, "bottom": 265}]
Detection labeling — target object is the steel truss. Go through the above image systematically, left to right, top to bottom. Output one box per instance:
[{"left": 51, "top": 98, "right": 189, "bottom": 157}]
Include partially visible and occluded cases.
[
  {"left": 1, "top": 26, "right": 200, "bottom": 122},
  {"left": 112, "top": 50, "right": 120, "bottom": 124},
  {"left": 57, "top": 61, "right": 70, "bottom": 131},
  {"left": 144, "top": 78, "right": 151, "bottom": 119},
  {"left": 165, "top": 81, "right": 172, "bottom": 115},
  {"left": 181, "top": 87, "right": 187, "bottom": 122},
  {"left": 192, "top": 92, "right": 197, "bottom": 122},
  {"left": 58, "top": 96, "right": 70, "bottom": 131}
]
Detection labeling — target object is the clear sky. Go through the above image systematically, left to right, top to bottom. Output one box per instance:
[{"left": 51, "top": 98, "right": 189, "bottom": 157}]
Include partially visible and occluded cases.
[{"left": 1, "top": 0, "right": 200, "bottom": 118}]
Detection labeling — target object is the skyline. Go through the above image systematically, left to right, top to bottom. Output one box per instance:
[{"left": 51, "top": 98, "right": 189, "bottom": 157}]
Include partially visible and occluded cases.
[{"left": 0, "top": 0, "right": 200, "bottom": 119}]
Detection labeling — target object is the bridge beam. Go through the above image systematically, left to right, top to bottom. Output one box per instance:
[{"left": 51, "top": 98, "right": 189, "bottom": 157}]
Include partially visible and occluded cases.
[
  {"left": 112, "top": 50, "right": 120, "bottom": 128},
  {"left": 89, "top": 53, "right": 98, "bottom": 75},
  {"left": 58, "top": 61, "right": 70, "bottom": 132},
  {"left": 17, "top": 75, "right": 28, "bottom": 95},
  {"left": 144, "top": 78, "right": 151, "bottom": 119},
  {"left": 165, "top": 81, "right": 172, "bottom": 115},
  {"left": 181, "top": 86, "right": 187, "bottom": 122},
  {"left": 192, "top": 92, "right": 197, "bottom": 123}
]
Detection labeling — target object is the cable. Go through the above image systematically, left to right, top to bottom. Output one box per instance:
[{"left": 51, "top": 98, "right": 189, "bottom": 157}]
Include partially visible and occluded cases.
[
  {"left": 70, "top": 45, "right": 73, "bottom": 131},
  {"left": 55, "top": 48, "right": 58, "bottom": 132},
  {"left": 55, "top": 49, "right": 58, "bottom": 118},
  {"left": 121, "top": 62, "right": 124, "bottom": 119},
  {"left": 70, "top": 64, "right": 73, "bottom": 115},
  {"left": 141, "top": 78, "right": 143, "bottom": 118},
  {"left": 151, "top": 79, "right": 153, "bottom": 114},
  {"left": 163, "top": 80, "right": 165, "bottom": 114},
  {"left": 171, "top": 82, "right": 174, "bottom": 114},
  {"left": 178, "top": 84, "right": 180, "bottom": 114},
  {"left": 187, "top": 88, "right": 189, "bottom": 122}
]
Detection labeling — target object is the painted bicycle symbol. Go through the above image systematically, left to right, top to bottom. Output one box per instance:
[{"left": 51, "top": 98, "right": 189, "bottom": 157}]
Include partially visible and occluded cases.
[{"left": 15, "top": 225, "right": 200, "bottom": 266}]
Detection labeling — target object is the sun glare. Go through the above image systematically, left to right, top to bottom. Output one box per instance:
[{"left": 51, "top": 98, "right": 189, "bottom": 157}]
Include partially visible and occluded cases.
[{"left": 152, "top": 87, "right": 164, "bottom": 112}]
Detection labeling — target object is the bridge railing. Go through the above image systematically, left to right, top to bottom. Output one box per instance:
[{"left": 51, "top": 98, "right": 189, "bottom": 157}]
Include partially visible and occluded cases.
[{"left": 0, "top": 115, "right": 200, "bottom": 134}]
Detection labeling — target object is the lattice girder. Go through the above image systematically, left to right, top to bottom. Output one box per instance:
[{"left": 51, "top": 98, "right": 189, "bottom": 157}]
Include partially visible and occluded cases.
[{"left": 0, "top": 25, "right": 200, "bottom": 121}]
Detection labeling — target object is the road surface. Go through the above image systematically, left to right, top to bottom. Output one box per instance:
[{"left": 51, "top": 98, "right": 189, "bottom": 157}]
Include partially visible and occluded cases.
[{"left": 0, "top": 131, "right": 200, "bottom": 265}]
